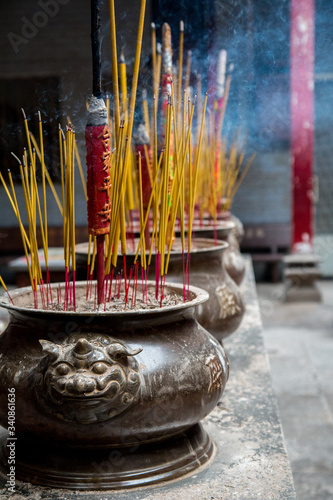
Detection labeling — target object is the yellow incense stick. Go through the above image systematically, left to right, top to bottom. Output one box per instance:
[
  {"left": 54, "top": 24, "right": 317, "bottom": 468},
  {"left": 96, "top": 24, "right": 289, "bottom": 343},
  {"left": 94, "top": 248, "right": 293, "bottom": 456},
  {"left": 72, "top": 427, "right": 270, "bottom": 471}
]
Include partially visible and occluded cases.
[
  {"left": 105, "top": 0, "right": 146, "bottom": 274},
  {"left": 108, "top": 0, "right": 121, "bottom": 136},
  {"left": 177, "top": 21, "right": 184, "bottom": 121},
  {"left": 151, "top": 22, "right": 156, "bottom": 88},
  {"left": 155, "top": 44, "right": 162, "bottom": 105},
  {"left": 119, "top": 52, "right": 128, "bottom": 118},
  {"left": 106, "top": 93, "right": 110, "bottom": 124},
  {"left": 188, "top": 93, "right": 208, "bottom": 252},
  {"left": 164, "top": 99, "right": 196, "bottom": 274},
  {"left": 21, "top": 109, "right": 35, "bottom": 172},
  {"left": 38, "top": 112, "right": 48, "bottom": 266},
  {"left": 59, "top": 126, "right": 66, "bottom": 258},
  {"left": 29, "top": 132, "right": 63, "bottom": 215},
  {"left": 71, "top": 132, "right": 76, "bottom": 272},
  {"left": 74, "top": 139, "right": 87, "bottom": 201},
  {"left": 134, "top": 149, "right": 164, "bottom": 264},
  {"left": 29, "top": 153, "right": 49, "bottom": 273},
  {"left": 137, "top": 154, "right": 146, "bottom": 268},
  {"left": 19, "top": 161, "right": 41, "bottom": 286},
  {"left": 3, "top": 168, "right": 32, "bottom": 285},
  {"left": 87, "top": 234, "right": 92, "bottom": 268},
  {"left": 90, "top": 236, "right": 97, "bottom": 276},
  {"left": 0, "top": 276, "right": 9, "bottom": 293}
]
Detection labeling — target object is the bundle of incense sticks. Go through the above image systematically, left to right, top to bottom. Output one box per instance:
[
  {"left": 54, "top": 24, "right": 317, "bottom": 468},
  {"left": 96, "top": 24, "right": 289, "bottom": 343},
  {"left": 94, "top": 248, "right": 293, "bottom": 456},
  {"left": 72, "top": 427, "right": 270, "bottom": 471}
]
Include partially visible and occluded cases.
[
  {"left": 0, "top": 11, "right": 256, "bottom": 310},
  {"left": 81, "top": 18, "right": 209, "bottom": 306},
  {"left": 93, "top": 18, "right": 254, "bottom": 304},
  {"left": 121, "top": 24, "right": 255, "bottom": 237},
  {"left": 159, "top": 32, "right": 254, "bottom": 225},
  {"left": 0, "top": 112, "right": 78, "bottom": 310}
]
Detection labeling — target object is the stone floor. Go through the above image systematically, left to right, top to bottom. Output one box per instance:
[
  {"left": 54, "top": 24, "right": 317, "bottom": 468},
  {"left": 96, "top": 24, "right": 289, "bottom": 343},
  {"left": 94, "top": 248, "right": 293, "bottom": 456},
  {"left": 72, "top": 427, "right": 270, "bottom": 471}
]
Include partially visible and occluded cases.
[{"left": 257, "top": 280, "right": 333, "bottom": 500}]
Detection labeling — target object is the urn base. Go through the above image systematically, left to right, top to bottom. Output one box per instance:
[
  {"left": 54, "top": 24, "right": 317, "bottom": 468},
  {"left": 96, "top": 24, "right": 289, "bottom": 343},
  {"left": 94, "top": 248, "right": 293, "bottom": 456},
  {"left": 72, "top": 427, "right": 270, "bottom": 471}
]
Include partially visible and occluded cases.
[{"left": 0, "top": 424, "right": 215, "bottom": 490}]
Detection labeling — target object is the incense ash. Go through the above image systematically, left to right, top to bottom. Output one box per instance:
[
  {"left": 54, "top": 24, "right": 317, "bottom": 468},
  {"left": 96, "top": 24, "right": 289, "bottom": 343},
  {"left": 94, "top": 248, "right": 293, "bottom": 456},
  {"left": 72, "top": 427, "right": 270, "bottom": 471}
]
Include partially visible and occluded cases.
[{"left": 3, "top": 281, "right": 188, "bottom": 313}]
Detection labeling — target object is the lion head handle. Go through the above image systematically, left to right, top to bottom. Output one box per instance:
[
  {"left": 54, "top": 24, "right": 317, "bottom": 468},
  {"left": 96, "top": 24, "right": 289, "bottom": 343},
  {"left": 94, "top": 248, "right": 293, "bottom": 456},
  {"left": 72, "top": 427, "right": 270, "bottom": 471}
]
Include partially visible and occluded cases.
[{"left": 36, "top": 335, "right": 142, "bottom": 424}]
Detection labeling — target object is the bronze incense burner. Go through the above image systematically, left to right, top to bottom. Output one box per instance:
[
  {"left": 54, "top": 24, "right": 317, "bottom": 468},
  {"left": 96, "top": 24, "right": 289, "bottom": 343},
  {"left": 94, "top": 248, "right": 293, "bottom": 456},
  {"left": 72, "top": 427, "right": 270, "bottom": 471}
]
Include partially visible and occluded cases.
[
  {"left": 191, "top": 220, "right": 246, "bottom": 285},
  {"left": 0, "top": 281, "right": 228, "bottom": 490}
]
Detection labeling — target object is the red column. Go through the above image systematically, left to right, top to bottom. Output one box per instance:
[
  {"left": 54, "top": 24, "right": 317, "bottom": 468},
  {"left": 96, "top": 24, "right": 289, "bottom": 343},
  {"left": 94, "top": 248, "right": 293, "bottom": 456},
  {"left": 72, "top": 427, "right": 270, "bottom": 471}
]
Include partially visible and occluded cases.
[{"left": 290, "top": 0, "right": 315, "bottom": 252}]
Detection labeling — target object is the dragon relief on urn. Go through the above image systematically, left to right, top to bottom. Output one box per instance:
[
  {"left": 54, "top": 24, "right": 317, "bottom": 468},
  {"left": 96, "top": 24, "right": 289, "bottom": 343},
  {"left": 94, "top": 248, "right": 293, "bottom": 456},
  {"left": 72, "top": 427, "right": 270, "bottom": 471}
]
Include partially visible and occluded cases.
[{"left": 34, "top": 334, "right": 142, "bottom": 424}]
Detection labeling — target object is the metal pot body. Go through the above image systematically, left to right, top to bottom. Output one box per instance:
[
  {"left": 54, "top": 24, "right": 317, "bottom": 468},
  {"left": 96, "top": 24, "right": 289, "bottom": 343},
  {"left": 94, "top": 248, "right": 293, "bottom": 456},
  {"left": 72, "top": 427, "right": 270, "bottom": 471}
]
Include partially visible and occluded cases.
[
  {"left": 192, "top": 222, "right": 246, "bottom": 285},
  {"left": 166, "top": 240, "right": 245, "bottom": 340},
  {"left": 0, "top": 282, "right": 228, "bottom": 448}
]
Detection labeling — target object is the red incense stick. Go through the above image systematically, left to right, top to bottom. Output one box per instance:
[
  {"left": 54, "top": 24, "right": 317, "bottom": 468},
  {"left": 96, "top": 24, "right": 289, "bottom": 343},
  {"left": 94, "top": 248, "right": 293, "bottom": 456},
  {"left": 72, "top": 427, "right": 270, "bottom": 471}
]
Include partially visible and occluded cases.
[
  {"left": 86, "top": 0, "right": 111, "bottom": 306},
  {"left": 85, "top": 99, "right": 111, "bottom": 305},
  {"left": 135, "top": 123, "right": 152, "bottom": 250}
]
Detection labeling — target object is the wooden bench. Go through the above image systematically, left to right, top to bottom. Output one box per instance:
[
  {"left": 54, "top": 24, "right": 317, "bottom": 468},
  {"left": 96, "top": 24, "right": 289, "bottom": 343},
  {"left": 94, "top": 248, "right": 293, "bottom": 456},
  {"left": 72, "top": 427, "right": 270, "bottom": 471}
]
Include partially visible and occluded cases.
[{"left": 240, "top": 223, "right": 292, "bottom": 282}]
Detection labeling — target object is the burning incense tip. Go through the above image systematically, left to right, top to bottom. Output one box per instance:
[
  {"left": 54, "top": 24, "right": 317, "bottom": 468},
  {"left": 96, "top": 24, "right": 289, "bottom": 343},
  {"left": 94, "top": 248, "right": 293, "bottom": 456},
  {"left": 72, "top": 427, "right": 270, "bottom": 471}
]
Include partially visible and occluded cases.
[
  {"left": 180, "top": 20, "right": 184, "bottom": 32},
  {"left": 151, "top": 22, "right": 155, "bottom": 29},
  {"left": 162, "top": 23, "right": 172, "bottom": 53},
  {"left": 162, "top": 23, "right": 173, "bottom": 92},
  {"left": 157, "top": 42, "right": 162, "bottom": 54},
  {"left": 217, "top": 49, "right": 227, "bottom": 98},
  {"left": 120, "top": 51, "right": 125, "bottom": 63},
  {"left": 87, "top": 95, "right": 108, "bottom": 126},
  {"left": 21, "top": 108, "right": 26, "bottom": 119}
]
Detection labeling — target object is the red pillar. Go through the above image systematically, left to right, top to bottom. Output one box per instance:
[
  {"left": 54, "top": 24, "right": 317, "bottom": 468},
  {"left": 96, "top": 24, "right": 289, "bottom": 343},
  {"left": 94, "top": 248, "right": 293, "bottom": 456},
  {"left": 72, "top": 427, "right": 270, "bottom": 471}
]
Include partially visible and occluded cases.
[{"left": 290, "top": 0, "right": 315, "bottom": 252}]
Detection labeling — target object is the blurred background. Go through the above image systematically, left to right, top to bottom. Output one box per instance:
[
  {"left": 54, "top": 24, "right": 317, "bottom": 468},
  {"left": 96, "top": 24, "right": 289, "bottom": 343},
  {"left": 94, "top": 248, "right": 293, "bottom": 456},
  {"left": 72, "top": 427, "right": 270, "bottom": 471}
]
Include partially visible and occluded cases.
[{"left": 0, "top": 2, "right": 332, "bottom": 499}]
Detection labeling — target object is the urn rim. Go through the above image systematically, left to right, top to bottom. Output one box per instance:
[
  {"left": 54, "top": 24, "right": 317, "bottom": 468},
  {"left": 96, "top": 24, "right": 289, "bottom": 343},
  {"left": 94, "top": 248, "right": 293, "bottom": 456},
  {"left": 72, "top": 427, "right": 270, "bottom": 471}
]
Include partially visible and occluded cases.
[
  {"left": 191, "top": 219, "right": 236, "bottom": 232},
  {"left": 75, "top": 237, "right": 229, "bottom": 259},
  {"left": 0, "top": 280, "right": 209, "bottom": 317}
]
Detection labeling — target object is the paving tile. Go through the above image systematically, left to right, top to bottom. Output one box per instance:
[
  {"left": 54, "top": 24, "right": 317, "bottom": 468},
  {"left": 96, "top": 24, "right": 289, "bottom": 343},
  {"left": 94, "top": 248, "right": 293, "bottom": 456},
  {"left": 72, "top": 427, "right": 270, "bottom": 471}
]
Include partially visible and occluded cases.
[
  {"left": 258, "top": 280, "right": 333, "bottom": 500},
  {"left": 257, "top": 283, "right": 333, "bottom": 330},
  {"left": 263, "top": 326, "right": 312, "bottom": 358},
  {"left": 268, "top": 356, "right": 319, "bottom": 396},
  {"left": 325, "top": 394, "right": 333, "bottom": 415},
  {"left": 293, "top": 472, "right": 333, "bottom": 500}
]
